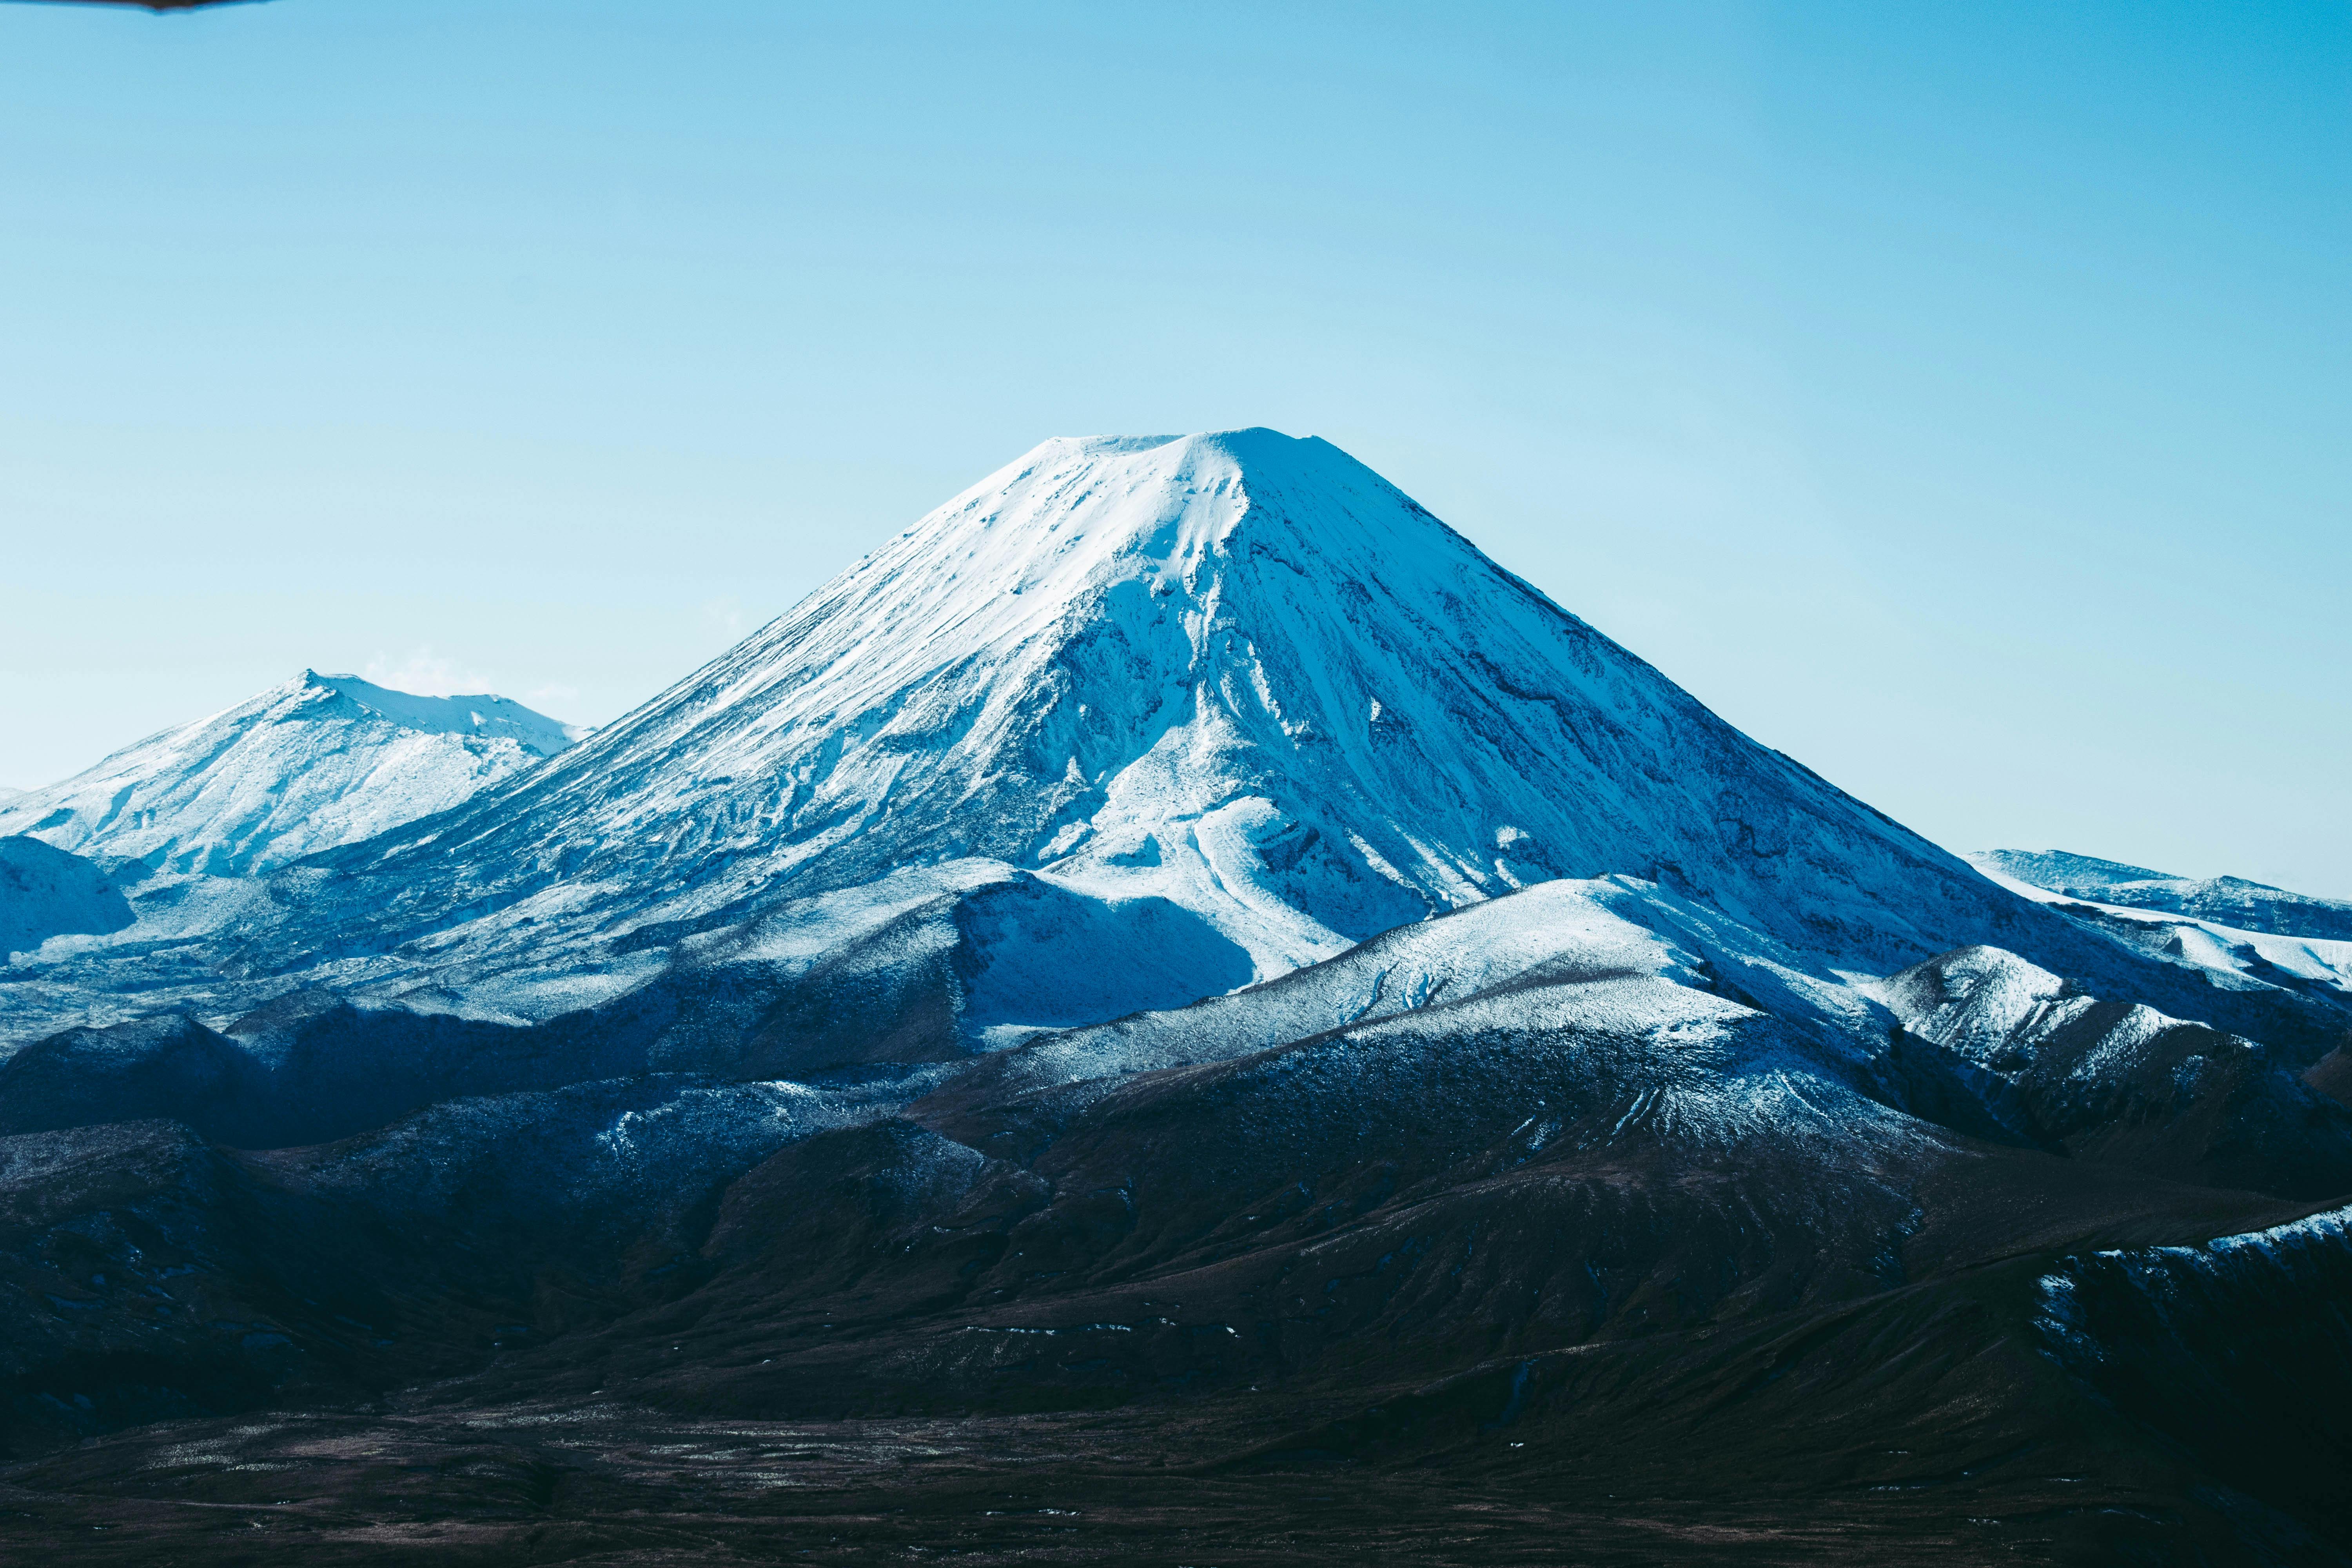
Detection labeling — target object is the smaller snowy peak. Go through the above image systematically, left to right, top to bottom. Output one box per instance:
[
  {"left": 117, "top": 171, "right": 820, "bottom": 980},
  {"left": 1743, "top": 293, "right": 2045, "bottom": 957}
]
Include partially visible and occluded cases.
[
  {"left": 0, "top": 670, "right": 578, "bottom": 876},
  {"left": 1973, "top": 849, "right": 2352, "bottom": 943},
  {"left": 1882, "top": 945, "right": 2087, "bottom": 1065}
]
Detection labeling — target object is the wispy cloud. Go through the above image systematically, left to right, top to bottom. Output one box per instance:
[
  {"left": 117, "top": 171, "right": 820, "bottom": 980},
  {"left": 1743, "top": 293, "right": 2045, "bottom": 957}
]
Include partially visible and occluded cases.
[
  {"left": 702, "top": 596, "right": 752, "bottom": 643},
  {"left": 363, "top": 646, "right": 499, "bottom": 698}
]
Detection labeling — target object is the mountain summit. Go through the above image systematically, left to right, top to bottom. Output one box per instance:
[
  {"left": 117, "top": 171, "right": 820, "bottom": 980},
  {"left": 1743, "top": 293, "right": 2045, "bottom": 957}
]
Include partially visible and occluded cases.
[
  {"left": 310, "top": 428, "right": 2017, "bottom": 1009},
  {"left": 0, "top": 670, "right": 577, "bottom": 877}
]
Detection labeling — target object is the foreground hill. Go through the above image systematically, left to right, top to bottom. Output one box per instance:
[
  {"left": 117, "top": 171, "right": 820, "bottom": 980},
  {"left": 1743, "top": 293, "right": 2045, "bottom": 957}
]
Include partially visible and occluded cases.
[{"left": 3, "top": 878, "right": 2346, "bottom": 1562}]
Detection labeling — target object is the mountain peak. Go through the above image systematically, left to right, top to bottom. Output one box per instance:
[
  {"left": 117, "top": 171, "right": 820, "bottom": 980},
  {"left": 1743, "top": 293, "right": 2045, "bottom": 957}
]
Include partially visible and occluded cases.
[
  {"left": 853, "top": 427, "right": 1436, "bottom": 623},
  {"left": 0, "top": 672, "right": 577, "bottom": 876}
]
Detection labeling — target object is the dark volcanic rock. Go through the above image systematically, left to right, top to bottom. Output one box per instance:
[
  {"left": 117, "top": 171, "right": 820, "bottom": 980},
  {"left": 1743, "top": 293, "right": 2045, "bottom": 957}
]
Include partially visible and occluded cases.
[{"left": 0, "top": 1120, "right": 344, "bottom": 1455}]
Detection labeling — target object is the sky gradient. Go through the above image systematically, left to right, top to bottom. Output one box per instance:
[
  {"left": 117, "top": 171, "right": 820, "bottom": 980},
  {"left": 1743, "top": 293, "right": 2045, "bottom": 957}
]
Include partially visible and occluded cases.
[{"left": 2, "top": 2, "right": 2345, "bottom": 895}]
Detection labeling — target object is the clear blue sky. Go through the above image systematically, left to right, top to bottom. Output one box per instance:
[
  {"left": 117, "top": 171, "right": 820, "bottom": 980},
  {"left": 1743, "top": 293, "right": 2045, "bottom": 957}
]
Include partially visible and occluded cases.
[{"left": 2, "top": 2, "right": 2345, "bottom": 895}]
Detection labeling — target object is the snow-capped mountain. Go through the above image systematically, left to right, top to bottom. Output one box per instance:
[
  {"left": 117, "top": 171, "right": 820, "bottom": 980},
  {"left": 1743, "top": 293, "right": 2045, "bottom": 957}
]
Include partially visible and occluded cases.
[
  {"left": 7, "top": 430, "right": 2352, "bottom": 1561},
  {"left": 251, "top": 430, "right": 2037, "bottom": 1024},
  {"left": 10, "top": 432, "right": 2341, "bottom": 1065},
  {"left": 0, "top": 671, "right": 579, "bottom": 877},
  {"left": 1973, "top": 848, "right": 2352, "bottom": 942}
]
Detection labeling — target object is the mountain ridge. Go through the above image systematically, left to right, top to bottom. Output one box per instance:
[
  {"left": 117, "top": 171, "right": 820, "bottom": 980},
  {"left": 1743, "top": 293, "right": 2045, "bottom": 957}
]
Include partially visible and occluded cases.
[
  {"left": 6, "top": 433, "right": 2345, "bottom": 1073},
  {"left": 0, "top": 670, "right": 577, "bottom": 878},
  {"left": 1974, "top": 848, "right": 2352, "bottom": 942}
]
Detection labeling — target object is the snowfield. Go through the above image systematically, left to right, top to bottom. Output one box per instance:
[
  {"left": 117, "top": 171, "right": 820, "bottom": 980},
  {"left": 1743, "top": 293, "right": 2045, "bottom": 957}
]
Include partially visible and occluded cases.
[{"left": 1969, "top": 857, "right": 2352, "bottom": 1002}]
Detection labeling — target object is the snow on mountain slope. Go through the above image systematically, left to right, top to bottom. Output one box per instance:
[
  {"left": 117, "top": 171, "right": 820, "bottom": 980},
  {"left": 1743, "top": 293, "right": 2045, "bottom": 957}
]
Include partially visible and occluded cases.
[
  {"left": 278, "top": 428, "right": 2035, "bottom": 1021},
  {"left": 0, "top": 671, "right": 579, "bottom": 876},
  {"left": 1973, "top": 849, "right": 2352, "bottom": 943},
  {"left": 1973, "top": 849, "right": 2173, "bottom": 898},
  {"left": 1971, "top": 857, "right": 2352, "bottom": 1006},
  {"left": 959, "top": 874, "right": 1885, "bottom": 1107},
  {"left": 1881, "top": 942, "right": 2352, "bottom": 1194},
  {"left": 1884, "top": 945, "right": 2193, "bottom": 1076}
]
